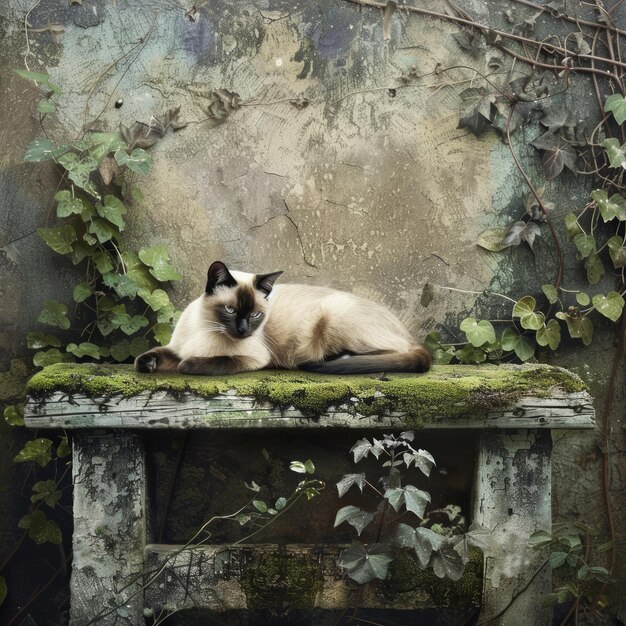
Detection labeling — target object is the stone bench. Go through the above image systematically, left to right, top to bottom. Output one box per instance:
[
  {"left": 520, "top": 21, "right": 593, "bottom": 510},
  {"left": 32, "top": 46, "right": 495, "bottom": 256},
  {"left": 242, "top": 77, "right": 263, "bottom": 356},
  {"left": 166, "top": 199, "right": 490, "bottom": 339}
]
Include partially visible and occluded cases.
[{"left": 24, "top": 363, "right": 594, "bottom": 626}]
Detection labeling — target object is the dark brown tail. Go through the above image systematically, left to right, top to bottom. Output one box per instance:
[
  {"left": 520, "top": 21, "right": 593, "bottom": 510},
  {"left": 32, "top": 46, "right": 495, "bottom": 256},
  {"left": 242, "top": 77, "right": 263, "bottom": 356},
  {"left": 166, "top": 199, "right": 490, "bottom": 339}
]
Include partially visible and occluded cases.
[{"left": 298, "top": 347, "right": 432, "bottom": 375}]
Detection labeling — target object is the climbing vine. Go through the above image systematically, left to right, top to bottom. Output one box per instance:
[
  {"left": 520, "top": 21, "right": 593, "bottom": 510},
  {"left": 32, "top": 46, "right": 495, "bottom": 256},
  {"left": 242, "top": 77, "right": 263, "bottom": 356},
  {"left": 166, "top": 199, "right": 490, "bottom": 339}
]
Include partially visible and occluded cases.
[{"left": 1, "top": 69, "right": 187, "bottom": 619}]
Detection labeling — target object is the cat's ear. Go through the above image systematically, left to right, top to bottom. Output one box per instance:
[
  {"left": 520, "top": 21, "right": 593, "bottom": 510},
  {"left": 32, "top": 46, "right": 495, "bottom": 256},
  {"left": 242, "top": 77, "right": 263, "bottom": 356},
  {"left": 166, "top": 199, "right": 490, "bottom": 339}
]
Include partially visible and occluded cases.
[
  {"left": 206, "top": 261, "right": 237, "bottom": 294},
  {"left": 255, "top": 271, "right": 283, "bottom": 296}
]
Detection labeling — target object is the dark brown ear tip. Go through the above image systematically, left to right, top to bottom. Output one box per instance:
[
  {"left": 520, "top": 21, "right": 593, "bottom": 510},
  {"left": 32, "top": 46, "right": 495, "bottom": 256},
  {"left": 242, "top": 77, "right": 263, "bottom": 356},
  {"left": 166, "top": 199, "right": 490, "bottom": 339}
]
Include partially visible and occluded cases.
[{"left": 208, "top": 260, "right": 227, "bottom": 272}]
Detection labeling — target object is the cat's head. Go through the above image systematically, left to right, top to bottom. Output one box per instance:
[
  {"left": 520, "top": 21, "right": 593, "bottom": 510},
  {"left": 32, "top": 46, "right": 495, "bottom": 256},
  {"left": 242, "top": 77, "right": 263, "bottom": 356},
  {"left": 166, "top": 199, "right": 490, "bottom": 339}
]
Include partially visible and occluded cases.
[{"left": 203, "top": 261, "right": 283, "bottom": 339}]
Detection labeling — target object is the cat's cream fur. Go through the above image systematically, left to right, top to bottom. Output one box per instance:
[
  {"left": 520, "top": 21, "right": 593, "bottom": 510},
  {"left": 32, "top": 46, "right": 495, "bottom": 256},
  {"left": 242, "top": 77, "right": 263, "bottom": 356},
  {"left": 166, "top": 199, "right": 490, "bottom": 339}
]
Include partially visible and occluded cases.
[{"left": 135, "top": 262, "right": 431, "bottom": 376}]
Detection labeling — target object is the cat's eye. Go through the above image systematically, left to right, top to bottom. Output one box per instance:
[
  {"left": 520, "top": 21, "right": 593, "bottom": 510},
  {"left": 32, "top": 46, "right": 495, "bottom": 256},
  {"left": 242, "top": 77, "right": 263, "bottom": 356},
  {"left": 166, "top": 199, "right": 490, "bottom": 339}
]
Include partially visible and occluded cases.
[
  {"left": 224, "top": 305, "right": 236, "bottom": 314},
  {"left": 250, "top": 311, "right": 263, "bottom": 318}
]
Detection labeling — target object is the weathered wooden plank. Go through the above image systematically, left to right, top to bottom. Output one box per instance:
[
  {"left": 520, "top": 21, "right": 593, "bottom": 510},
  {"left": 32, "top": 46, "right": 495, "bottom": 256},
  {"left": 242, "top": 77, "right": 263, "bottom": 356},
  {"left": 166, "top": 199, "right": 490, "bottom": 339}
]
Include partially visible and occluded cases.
[
  {"left": 25, "top": 389, "right": 595, "bottom": 429},
  {"left": 142, "top": 542, "right": 482, "bottom": 612}
]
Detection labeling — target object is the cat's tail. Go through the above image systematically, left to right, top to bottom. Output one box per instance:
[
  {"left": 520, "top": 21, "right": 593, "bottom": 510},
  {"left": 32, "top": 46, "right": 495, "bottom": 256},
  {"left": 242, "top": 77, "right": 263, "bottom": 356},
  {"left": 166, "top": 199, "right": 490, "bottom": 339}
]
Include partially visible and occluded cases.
[{"left": 298, "top": 347, "right": 432, "bottom": 375}]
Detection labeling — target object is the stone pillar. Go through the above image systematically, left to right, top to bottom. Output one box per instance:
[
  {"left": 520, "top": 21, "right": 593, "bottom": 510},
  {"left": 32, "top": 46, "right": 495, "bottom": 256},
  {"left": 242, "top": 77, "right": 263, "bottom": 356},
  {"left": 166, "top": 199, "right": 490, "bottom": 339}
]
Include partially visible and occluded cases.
[
  {"left": 473, "top": 430, "right": 552, "bottom": 626},
  {"left": 70, "top": 432, "right": 146, "bottom": 626}
]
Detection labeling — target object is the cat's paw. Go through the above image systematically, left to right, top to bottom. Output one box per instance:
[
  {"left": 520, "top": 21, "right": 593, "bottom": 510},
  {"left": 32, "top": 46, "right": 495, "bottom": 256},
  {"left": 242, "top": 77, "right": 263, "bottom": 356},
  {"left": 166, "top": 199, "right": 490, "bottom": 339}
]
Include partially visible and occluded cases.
[{"left": 135, "top": 352, "right": 158, "bottom": 373}]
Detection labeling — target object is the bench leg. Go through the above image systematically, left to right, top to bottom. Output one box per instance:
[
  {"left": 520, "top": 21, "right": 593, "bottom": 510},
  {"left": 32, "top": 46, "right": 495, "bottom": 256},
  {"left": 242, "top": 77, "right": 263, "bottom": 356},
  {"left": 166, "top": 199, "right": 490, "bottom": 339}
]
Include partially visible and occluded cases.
[
  {"left": 473, "top": 430, "right": 552, "bottom": 626},
  {"left": 70, "top": 432, "right": 147, "bottom": 625}
]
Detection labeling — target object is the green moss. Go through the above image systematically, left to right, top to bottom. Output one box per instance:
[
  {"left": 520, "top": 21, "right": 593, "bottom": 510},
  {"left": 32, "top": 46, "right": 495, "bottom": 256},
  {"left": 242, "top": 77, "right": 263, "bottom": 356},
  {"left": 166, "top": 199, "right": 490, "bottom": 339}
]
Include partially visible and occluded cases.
[
  {"left": 27, "top": 362, "right": 588, "bottom": 424},
  {"left": 385, "top": 548, "right": 483, "bottom": 608},
  {"left": 240, "top": 550, "right": 324, "bottom": 609}
]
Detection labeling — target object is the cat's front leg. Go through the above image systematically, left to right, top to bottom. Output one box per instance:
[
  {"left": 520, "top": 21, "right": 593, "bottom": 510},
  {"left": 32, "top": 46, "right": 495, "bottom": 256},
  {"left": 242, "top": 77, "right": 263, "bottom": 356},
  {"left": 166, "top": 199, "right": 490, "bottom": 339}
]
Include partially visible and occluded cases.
[
  {"left": 135, "top": 347, "right": 181, "bottom": 373},
  {"left": 177, "top": 355, "right": 263, "bottom": 376}
]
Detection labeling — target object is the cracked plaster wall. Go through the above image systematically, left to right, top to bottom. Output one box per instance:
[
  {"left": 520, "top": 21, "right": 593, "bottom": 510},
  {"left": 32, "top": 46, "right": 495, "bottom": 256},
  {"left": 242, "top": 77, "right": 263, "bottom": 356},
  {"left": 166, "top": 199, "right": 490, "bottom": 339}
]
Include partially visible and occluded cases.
[{"left": 0, "top": 0, "right": 624, "bottom": 618}]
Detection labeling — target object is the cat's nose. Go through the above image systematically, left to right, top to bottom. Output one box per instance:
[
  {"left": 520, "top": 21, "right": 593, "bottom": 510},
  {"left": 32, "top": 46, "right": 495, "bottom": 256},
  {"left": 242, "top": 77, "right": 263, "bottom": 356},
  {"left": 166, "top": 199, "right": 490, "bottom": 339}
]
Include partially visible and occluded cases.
[{"left": 237, "top": 319, "right": 249, "bottom": 335}]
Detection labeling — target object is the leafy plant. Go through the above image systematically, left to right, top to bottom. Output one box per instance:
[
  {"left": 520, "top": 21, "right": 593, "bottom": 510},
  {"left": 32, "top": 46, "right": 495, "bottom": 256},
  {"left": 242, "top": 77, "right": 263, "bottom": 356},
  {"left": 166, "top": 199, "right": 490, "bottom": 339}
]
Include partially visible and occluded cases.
[
  {"left": 1, "top": 70, "right": 187, "bottom": 618},
  {"left": 334, "top": 432, "right": 479, "bottom": 585},
  {"left": 529, "top": 525, "right": 613, "bottom": 621}
]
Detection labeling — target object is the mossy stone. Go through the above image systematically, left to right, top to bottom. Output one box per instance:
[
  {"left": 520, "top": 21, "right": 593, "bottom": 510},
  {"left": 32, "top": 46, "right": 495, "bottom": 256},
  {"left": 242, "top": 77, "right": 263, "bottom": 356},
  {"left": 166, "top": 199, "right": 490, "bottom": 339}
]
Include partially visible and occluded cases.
[{"left": 26, "top": 362, "right": 588, "bottom": 426}]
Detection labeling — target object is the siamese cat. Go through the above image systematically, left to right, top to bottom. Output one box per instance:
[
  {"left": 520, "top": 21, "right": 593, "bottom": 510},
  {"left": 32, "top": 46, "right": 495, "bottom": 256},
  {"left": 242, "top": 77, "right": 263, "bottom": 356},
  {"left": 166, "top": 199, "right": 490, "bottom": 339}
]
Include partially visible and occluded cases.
[{"left": 134, "top": 261, "right": 432, "bottom": 376}]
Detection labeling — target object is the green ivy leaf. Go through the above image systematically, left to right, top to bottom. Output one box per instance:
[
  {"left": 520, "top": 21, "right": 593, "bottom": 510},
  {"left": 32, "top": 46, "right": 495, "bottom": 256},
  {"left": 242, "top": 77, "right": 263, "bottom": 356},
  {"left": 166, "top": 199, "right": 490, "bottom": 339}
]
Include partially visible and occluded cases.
[
  {"left": 14, "top": 69, "right": 62, "bottom": 94},
  {"left": 604, "top": 93, "right": 626, "bottom": 125},
  {"left": 36, "top": 99, "right": 56, "bottom": 114},
  {"left": 84, "top": 131, "right": 127, "bottom": 164},
  {"left": 601, "top": 138, "right": 626, "bottom": 169},
  {"left": 24, "top": 139, "right": 70, "bottom": 162},
  {"left": 114, "top": 147, "right": 152, "bottom": 175},
  {"left": 57, "top": 152, "right": 100, "bottom": 198},
  {"left": 591, "top": 189, "right": 626, "bottom": 222},
  {"left": 54, "top": 190, "right": 89, "bottom": 218},
  {"left": 96, "top": 195, "right": 127, "bottom": 230},
  {"left": 564, "top": 213, "right": 580, "bottom": 238},
  {"left": 88, "top": 218, "right": 118, "bottom": 243},
  {"left": 37, "top": 225, "right": 77, "bottom": 254},
  {"left": 476, "top": 227, "right": 509, "bottom": 252},
  {"left": 573, "top": 233, "right": 596, "bottom": 259},
  {"left": 607, "top": 236, "right": 626, "bottom": 268},
  {"left": 71, "top": 242, "right": 95, "bottom": 265},
  {"left": 138, "top": 245, "right": 182, "bottom": 282},
  {"left": 92, "top": 250, "right": 114, "bottom": 274},
  {"left": 122, "top": 252, "right": 158, "bottom": 290},
  {"left": 584, "top": 253, "right": 604, "bottom": 285},
  {"left": 102, "top": 273, "right": 140, "bottom": 298},
  {"left": 73, "top": 282, "right": 92, "bottom": 303},
  {"left": 542, "top": 285, "right": 558, "bottom": 304},
  {"left": 138, "top": 288, "right": 170, "bottom": 311},
  {"left": 592, "top": 291, "right": 625, "bottom": 322},
  {"left": 576, "top": 292, "right": 590, "bottom": 306},
  {"left": 513, "top": 296, "right": 545, "bottom": 330},
  {"left": 38, "top": 300, "right": 70, "bottom": 329},
  {"left": 157, "top": 304, "right": 177, "bottom": 324},
  {"left": 555, "top": 312, "right": 593, "bottom": 345},
  {"left": 119, "top": 314, "right": 149, "bottom": 336},
  {"left": 459, "top": 318, "right": 496, "bottom": 347},
  {"left": 536, "top": 319, "right": 561, "bottom": 350},
  {"left": 153, "top": 322, "right": 173, "bottom": 345},
  {"left": 501, "top": 328, "right": 535, "bottom": 361},
  {"left": 27, "top": 331, "right": 61, "bottom": 349},
  {"left": 129, "top": 336, "right": 150, "bottom": 357},
  {"left": 110, "top": 341, "right": 131, "bottom": 362},
  {"left": 66, "top": 342, "right": 101, "bottom": 359},
  {"left": 455, "top": 343, "right": 487, "bottom": 364},
  {"left": 33, "top": 348, "right": 68, "bottom": 367},
  {"left": 4, "top": 404, "right": 24, "bottom": 426},
  {"left": 57, "top": 436, "right": 71, "bottom": 458},
  {"left": 14, "top": 438, "right": 54, "bottom": 467},
  {"left": 289, "top": 461, "right": 306, "bottom": 473},
  {"left": 336, "top": 473, "right": 366, "bottom": 497},
  {"left": 31, "top": 480, "right": 62, "bottom": 508},
  {"left": 384, "top": 485, "right": 431, "bottom": 518},
  {"left": 253, "top": 500, "right": 268, "bottom": 513},
  {"left": 333, "top": 505, "right": 375, "bottom": 536},
  {"left": 18, "top": 510, "right": 62, "bottom": 544},
  {"left": 396, "top": 523, "right": 444, "bottom": 568},
  {"left": 528, "top": 530, "right": 553, "bottom": 547},
  {"left": 338, "top": 542, "right": 393, "bottom": 584},
  {"left": 431, "top": 542, "right": 466, "bottom": 581},
  {"left": 549, "top": 551, "right": 568, "bottom": 569}
]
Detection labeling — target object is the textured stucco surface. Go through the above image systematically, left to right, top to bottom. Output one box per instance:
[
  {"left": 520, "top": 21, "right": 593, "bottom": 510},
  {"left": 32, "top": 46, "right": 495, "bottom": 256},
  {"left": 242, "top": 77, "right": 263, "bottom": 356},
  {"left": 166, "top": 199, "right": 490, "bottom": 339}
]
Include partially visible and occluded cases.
[{"left": 1, "top": 0, "right": 624, "bottom": 620}]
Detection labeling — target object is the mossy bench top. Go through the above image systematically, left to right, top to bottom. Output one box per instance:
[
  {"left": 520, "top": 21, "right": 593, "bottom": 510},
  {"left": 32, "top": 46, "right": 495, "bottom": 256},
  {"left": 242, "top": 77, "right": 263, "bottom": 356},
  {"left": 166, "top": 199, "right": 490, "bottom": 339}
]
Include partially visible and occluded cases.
[{"left": 24, "top": 362, "right": 594, "bottom": 430}]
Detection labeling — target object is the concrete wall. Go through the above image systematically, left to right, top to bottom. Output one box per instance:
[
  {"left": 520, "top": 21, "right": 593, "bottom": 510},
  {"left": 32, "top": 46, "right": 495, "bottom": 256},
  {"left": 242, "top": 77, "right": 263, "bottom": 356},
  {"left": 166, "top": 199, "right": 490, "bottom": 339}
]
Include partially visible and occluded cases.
[{"left": 1, "top": 0, "right": 624, "bottom": 621}]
